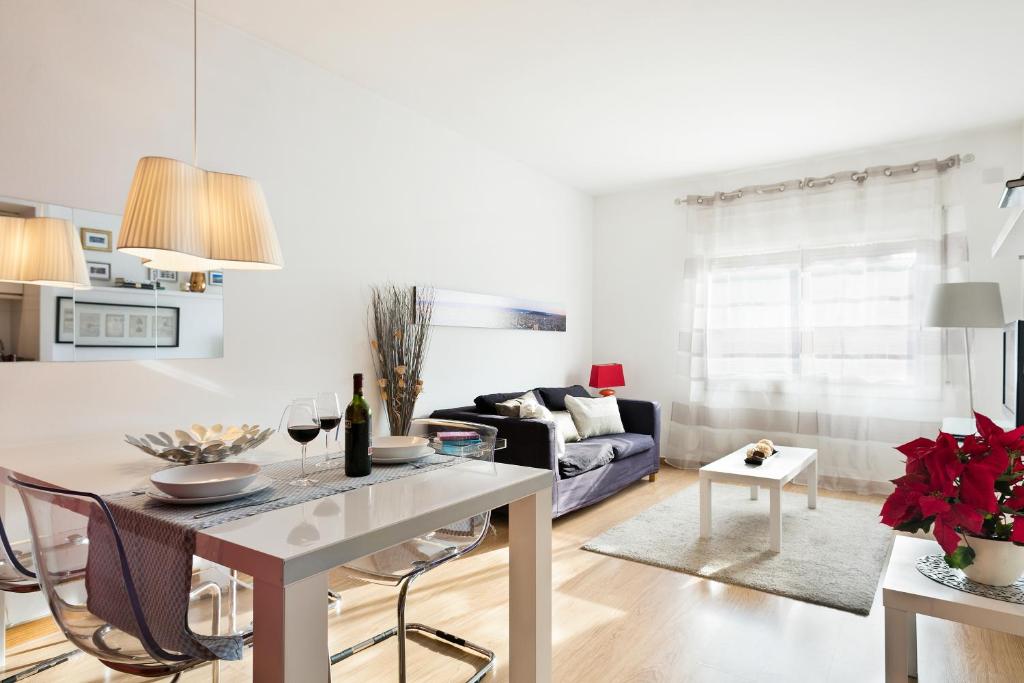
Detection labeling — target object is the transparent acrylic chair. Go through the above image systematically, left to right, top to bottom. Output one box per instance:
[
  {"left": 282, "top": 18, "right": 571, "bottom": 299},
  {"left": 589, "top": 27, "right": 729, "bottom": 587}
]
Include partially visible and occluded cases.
[
  {"left": 329, "top": 418, "right": 499, "bottom": 683},
  {"left": 11, "top": 478, "right": 251, "bottom": 682},
  {"left": 0, "top": 513, "right": 80, "bottom": 681}
]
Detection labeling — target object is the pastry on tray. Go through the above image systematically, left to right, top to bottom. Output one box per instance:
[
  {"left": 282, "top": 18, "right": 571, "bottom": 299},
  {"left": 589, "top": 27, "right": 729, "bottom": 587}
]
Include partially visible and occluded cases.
[{"left": 744, "top": 439, "right": 778, "bottom": 466}]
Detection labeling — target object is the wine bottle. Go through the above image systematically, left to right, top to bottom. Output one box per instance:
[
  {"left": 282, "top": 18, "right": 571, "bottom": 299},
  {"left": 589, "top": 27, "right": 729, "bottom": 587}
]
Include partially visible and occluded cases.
[{"left": 345, "top": 372, "right": 372, "bottom": 477}]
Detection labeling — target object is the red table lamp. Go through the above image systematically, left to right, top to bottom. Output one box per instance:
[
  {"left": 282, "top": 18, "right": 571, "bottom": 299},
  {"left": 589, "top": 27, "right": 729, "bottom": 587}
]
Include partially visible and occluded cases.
[{"left": 589, "top": 363, "right": 625, "bottom": 397}]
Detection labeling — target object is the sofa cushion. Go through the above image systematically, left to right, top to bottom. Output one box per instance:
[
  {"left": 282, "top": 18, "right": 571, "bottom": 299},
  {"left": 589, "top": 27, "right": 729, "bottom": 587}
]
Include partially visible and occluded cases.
[
  {"left": 536, "top": 385, "right": 590, "bottom": 411},
  {"left": 475, "top": 390, "right": 543, "bottom": 414},
  {"left": 494, "top": 391, "right": 541, "bottom": 417},
  {"left": 565, "top": 395, "right": 625, "bottom": 439},
  {"left": 550, "top": 410, "right": 581, "bottom": 442},
  {"left": 584, "top": 432, "right": 655, "bottom": 461},
  {"left": 559, "top": 441, "right": 614, "bottom": 478}
]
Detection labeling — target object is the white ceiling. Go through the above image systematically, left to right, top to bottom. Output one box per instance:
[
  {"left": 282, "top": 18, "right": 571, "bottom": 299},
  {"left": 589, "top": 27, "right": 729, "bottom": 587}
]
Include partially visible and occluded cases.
[{"left": 203, "top": 1, "right": 1024, "bottom": 194}]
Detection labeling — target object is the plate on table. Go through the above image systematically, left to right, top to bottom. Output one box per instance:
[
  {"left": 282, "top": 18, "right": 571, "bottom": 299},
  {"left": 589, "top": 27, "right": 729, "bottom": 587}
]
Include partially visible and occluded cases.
[
  {"left": 372, "top": 436, "right": 430, "bottom": 458},
  {"left": 372, "top": 446, "right": 435, "bottom": 464},
  {"left": 150, "top": 462, "right": 261, "bottom": 499},
  {"left": 147, "top": 478, "right": 273, "bottom": 505}
]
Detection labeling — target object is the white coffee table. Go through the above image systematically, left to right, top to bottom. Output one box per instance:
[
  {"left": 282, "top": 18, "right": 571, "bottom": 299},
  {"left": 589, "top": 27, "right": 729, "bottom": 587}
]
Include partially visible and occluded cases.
[
  {"left": 698, "top": 444, "right": 818, "bottom": 553},
  {"left": 883, "top": 536, "right": 1024, "bottom": 682}
]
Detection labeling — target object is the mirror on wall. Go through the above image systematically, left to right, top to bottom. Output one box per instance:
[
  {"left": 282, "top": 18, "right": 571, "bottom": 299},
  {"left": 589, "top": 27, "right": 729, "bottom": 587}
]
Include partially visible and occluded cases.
[{"left": 0, "top": 196, "right": 224, "bottom": 363}]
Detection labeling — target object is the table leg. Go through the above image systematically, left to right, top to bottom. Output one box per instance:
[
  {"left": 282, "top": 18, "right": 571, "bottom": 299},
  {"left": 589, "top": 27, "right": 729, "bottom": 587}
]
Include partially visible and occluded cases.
[
  {"left": 808, "top": 456, "right": 818, "bottom": 510},
  {"left": 699, "top": 476, "right": 712, "bottom": 539},
  {"left": 750, "top": 485, "right": 759, "bottom": 501},
  {"left": 509, "top": 486, "right": 552, "bottom": 683},
  {"left": 769, "top": 486, "right": 781, "bottom": 553},
  {"left": 252, "top": 571, "right": 329, "bottom": 683},
  {"left": 885, "top": 607, "right": 916, "bottom": 682}
]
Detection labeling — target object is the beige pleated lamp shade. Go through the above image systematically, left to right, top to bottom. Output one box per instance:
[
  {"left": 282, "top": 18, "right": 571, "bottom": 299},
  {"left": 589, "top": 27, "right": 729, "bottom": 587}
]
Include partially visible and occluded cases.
[
  {"left": 117, "top": 156, "right": 212, "bottom": 271},
  {"left": 118, "top": 156, "right": 282, "bottom": 271},
  {"left": 205, "top": 171, "right": 283, "bottom": 270},
  {"left": 0, "top": 216, "right": 27, "bottom": 283},
  {"left": 0, "top": 217, "right": 90, "bottom": 289},
  {"left": 21, "top": 218, "right": 91, "bottom": 288}
]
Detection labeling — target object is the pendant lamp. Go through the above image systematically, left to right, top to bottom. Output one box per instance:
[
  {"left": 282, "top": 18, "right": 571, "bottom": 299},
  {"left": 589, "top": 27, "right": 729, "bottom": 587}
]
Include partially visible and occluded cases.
[
  {"left": 116, "top": 1, "right": 282, "bottom": 271},
  {"left": 0, "top": 216, "right": 90, "bottom": 289}
]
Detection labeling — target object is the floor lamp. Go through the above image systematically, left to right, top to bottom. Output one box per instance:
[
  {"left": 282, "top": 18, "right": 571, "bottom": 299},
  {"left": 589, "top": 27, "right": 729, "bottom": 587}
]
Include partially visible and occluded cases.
[{"left": 925, "top": 282, "right": 1005, "bottom": 414}]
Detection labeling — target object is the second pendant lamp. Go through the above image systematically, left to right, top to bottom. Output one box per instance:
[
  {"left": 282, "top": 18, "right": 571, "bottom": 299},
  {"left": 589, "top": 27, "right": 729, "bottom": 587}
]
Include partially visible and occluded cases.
[{"left": 116, "top": 1, "right": 282, "bottom": 272}]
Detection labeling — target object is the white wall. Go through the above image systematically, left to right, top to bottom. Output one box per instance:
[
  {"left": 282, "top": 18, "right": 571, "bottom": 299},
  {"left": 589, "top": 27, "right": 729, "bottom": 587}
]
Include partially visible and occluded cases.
[
  {"left": 0, "top": 0, "right": 593, "bottom": 446},
  {"left": 594, "top": 123, "right": 1024, "bottom": 457}
]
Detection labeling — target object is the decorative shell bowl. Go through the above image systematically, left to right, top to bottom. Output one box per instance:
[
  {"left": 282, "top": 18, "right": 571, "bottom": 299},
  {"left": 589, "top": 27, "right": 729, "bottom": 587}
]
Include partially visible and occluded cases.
[{"left": 125, "top": 423, "right": 274, "bottom": 465}]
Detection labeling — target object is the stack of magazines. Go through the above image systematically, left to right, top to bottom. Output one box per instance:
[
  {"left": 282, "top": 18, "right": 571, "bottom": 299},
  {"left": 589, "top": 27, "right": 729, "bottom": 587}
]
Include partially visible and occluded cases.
[{"left": 437, "top": 431, "right": 482, "bottom": 455}]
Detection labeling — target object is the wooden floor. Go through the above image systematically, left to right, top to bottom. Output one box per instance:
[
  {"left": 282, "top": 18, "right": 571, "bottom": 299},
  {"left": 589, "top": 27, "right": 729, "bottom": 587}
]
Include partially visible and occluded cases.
[{"left": 5, "top": 466, "right": 1024, "bottom": 682}]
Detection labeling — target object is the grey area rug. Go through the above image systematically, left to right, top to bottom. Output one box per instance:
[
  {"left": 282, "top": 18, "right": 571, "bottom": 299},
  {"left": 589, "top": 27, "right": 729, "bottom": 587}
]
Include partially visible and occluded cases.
[{"left": 582, "top": 484, "right": 893, "bottom": 615}]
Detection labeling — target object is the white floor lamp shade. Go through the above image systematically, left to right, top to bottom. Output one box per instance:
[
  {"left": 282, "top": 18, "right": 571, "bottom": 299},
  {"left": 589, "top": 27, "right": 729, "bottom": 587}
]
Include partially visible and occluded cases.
[
  {"left": 117, "top": 156, "right": 283, "bottom": 271},
  {"left": 0, "top": 216, "right": 90, "bottom": 289},
  {"left": 925, "top": 282, "right": 1005, "bottom": 414}
]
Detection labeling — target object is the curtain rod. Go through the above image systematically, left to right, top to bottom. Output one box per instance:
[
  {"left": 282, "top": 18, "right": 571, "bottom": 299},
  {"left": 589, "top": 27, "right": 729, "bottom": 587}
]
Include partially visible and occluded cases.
[{"left": 674, "top": 153, "right": 973, "bottom": 207}]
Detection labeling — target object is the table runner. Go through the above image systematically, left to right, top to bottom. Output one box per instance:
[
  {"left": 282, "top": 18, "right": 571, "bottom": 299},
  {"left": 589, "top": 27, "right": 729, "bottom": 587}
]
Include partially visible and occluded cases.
[{"left": 86, "top": 454, "right": 464, "bottom": 662}]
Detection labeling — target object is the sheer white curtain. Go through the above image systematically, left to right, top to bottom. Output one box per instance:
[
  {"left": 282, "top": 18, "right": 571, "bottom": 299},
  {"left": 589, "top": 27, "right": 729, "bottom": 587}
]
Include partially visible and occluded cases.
[{"left": 668, "top": 164, "right": 968, "bottom": 493}]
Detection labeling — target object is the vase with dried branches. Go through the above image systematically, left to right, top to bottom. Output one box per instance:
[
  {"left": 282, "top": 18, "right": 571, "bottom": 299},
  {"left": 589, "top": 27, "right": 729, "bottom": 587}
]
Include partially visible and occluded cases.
[{"left": 368, "top": 284, "right": 434, "bottom": 436}]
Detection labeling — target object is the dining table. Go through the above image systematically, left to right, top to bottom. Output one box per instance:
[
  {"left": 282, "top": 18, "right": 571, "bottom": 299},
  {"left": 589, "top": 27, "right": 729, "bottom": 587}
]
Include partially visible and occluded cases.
[{"left": 0, "top": 433, "right": 553, "bottom": 682}]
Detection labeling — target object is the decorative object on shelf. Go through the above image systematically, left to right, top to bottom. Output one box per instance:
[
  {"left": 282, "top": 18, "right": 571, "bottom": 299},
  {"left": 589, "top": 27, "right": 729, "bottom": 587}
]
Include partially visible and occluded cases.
[
  {"left": 116, "top": 1, "right": 282, "bottom": 273},
  {"left": 0, "top": 216, "right": 90, "bottom": 289},
  {"left": 79, "top": 227, "right": 112, "bottom": 252},
  {"left": 87, "top": 261, "right": 111, "bottom": 281},
  {"left": 148, "top": 268, "right": 179, "bottom": 283},
  {"left": 208, "top": 270, "right": 223, "bottom": 285},
  {"left": 188, "top": 271, "right": 207, "bottom": 293},
  {"left": 113, "top": 279, "right": 164, "bottom": 289},
  {"left": 924, "top": 282, "right": 1005, "bottom": 413},
  {"left": 369, "top": 284, "right": 433, "bottom": 435},
  {"left": 418, "top": 286, "right": 566, "bottom": 332},
  {"left": 55, "top": 297, "right": 179, "bottom": 347},
  {"left": 589, "top": 363, "right": 625, "bottom": 396},
  {"left": 881, "top": 413, "right": 1024, "bottom": 585},
  {"left": 124, "top": 423, "right": 274, "bottom": 465},
  {"left": 744, "top": 439, "right": 777, "bottom": 466},
  {"left": 916, "top": 554, "right": 1024, "bottom": 603}
]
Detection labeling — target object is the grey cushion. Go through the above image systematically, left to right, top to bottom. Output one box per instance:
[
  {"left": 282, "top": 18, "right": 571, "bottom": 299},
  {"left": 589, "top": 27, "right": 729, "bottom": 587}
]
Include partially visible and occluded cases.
[
  {"left": 536, "top": 385, "right": 590, "bottom": 411},
  {"left": 584, "top": 433, "right": 656, "bottom": 461},
  {"left": 559, "top": 441, "right": 614, "bottom": 478}
]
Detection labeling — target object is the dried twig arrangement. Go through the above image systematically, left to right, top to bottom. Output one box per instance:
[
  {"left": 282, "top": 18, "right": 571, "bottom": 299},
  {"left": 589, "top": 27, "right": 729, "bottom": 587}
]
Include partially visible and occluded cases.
[{"left": 368, "top": 284, "right": 434, "bottom": 435}]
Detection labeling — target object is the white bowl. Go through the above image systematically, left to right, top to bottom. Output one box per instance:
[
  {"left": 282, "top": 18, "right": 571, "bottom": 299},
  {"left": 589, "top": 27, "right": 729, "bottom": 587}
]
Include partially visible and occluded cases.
[
  {"left": 372, "top": 436, "right": 430, "bottom": 458},
  {"left": 150, "top": 462, "right": 261, "bottom": 499}
]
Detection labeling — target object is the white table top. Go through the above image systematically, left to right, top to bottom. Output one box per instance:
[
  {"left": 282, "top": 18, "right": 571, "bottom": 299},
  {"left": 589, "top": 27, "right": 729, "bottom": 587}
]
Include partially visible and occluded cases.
[
  {"left": 942, "top": 416, "right": 1015, "bottom": 438},
  {"left": 0, "top": 433, "right": 552, "bottom": 586},
  {"left": 699, "top": 444, "right": 817, "bottom": 484},
  {"left": 883, "top": 536, "right": 1024, "bottom": 636}
]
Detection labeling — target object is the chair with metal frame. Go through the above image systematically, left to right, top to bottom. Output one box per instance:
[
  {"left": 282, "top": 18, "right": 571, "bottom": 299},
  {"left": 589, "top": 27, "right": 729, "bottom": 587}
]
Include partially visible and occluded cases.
[
  {"left": 329, "top": 418, "right": 499, "bottom": 683},
  {"left": 11, "top": 477, "right": 252, "bottom": 682},
  {"left": 0, "top": 514, "right": 81, "bottom": 683}
]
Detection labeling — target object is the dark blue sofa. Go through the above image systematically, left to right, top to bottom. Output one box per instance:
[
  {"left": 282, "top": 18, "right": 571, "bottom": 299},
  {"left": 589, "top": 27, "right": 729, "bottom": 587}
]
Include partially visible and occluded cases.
[{"left": 431, "top": 385, "right": 660, "bottom": 517}]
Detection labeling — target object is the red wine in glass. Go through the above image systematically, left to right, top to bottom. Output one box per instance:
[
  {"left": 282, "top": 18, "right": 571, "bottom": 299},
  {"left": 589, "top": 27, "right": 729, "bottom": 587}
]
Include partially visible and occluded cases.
[
  {"left": 314, "top": 392, "right": 343, "bottom": 469},
  {"left": 283, "top": 398, "right": 320, "bottom": 486}
]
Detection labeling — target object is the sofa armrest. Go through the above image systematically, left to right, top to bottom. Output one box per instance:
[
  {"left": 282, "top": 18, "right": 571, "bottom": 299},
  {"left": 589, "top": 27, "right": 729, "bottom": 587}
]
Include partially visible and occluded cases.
[
  {"left": 618, "top": 398, "right": 661, "bottom": 457},
  {"left": 429, "top": 409, "right": 559, "bottom": 471}
]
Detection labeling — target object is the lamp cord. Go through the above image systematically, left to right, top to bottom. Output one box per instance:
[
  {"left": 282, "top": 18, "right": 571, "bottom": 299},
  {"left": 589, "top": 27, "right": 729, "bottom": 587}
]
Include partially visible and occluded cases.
[{"left": 192, "top": 0, "right": 198, "bottom": 167}]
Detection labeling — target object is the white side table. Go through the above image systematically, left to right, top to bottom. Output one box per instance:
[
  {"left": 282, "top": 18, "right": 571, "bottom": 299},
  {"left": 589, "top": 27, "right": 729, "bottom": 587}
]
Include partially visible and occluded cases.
[
  {"left": 698, "top": 444, "right": 817, "bottom": 553},
  {"left": 883, "top": 536, "right": 1024, "bottom": 682}
]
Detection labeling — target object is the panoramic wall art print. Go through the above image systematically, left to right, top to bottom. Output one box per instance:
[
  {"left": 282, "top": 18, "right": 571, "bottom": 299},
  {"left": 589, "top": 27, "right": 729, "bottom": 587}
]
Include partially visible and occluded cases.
[{"left": 417, "top": 287, "right": 566, "bottom": 332}]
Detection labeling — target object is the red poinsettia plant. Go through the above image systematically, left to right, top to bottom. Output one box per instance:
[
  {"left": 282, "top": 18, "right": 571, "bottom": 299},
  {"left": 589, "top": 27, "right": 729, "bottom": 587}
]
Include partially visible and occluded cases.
[{"left": 880, "top": 413, "right": 1024, "bottom": 569}]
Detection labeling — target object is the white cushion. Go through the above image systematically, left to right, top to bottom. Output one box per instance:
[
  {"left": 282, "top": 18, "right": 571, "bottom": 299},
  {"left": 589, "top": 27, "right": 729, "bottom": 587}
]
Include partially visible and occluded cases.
[
  {"left": 564, "top": 395, "right": 625, "bottom": 439},
  {"left": 519, "top": 401, "right": 566, "bottom": 458},
  {"left": 550, "top": 410, "right": 581, "bottom": 443}
]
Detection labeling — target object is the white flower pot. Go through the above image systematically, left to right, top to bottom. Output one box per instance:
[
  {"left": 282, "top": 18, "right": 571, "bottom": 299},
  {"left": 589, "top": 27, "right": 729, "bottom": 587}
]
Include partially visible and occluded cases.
[{"left": 959, "top": 536, "right": 1024, "bottom": 586}]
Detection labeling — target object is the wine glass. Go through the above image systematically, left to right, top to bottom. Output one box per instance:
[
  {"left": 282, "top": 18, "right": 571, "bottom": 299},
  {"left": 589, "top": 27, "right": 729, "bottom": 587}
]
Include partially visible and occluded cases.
[
  {"left": 314, "top": 391, "right": 343, "bottom": 469},
  {"left": 283, "top": 398, "right": 320, "bottom": 486}
]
